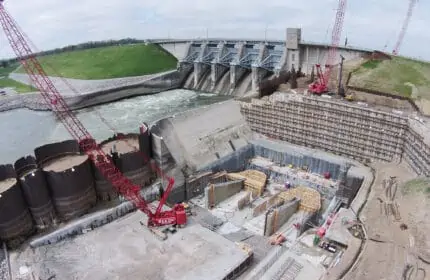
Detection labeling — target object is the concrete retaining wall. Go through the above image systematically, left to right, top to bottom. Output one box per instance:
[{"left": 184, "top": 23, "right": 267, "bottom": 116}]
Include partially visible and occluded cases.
[
  {"left": 0, "top": 70, "right": 188, "bottom": 112},
  {"left": 240, "top": 93, "right": 411, "bottom": 163},
  {"left": 403, "top": 125, "right": 430, "bottom": 176},
  {"left": 251, "top": 140, "right": 348, "bottom": 180},
  {"left": 199, "top": 144, "right": 254, "bottom": 173},
  {"left": 185, "top": 171, "right": 213, "bottom": 200},
  {"left": 205, "top": 180, "right": 244, "bottom": 208},
  {"left": 237, "top": 192, "right": 252, "bottom": 210},
  {"left": 253, "top": 194, "right": 283, "bottom": 217},
  {"left": 264, "top": 198, "right": 300, "bottom": 236}
]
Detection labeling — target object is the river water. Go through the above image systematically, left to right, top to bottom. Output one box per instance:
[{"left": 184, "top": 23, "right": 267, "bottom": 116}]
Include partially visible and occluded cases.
[{"left": 0, "top": 89, "right": 230, "bottom": 164}]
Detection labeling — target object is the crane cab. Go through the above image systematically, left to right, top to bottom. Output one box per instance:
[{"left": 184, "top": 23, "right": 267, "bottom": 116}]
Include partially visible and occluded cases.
[{"left": 173, "top": 204, "right": 187, "bottom": 226}]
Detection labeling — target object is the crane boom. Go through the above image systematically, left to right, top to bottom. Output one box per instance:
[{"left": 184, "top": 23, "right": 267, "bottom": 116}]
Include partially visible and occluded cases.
[
  {"left": 309, "top": 0, "right": 347, "bottom": 94},
  {"left": 392, "top": 0, "right": 418, "bottom": 55},
  {"left": 0, "top": 1, "right": 186, "bottom": 227}
]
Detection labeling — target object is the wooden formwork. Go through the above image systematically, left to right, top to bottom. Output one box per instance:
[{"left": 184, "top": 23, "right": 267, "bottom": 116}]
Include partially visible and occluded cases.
[
  {"left": 226, "top": 170, "right": 267, "bottom": 197},
  {"left": 278, "top": 186, "right": 321, "bottom": 213}
]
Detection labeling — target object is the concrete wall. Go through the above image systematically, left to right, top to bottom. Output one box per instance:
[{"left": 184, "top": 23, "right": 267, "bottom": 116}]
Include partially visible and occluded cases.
[
  {"left": 157, "top": 28, "right": 370, "bottom": 92},
  {"left": 158, "top": 42, "right": 190, "bottom": 61},
  {"left": 299, "top": 45, "right": 366, "bottom": 74},
  {"left": 240, "top": 92, "right": 430, "bottom": 176},
  {"left": 241, "top": 93, "right": 408, "bottom": 163},
  {"left": 152, "top": 100, "right": 253, "bottom": 173},
  {"left": 403, "top": 124, "right": 430, "bottom": 176},
  {"left": 250, "top": 139, "right": 348, "bottom": 180},
  {"left": 199, "top": 144, "right": 254, "bottom": 173},
  {"left": 336, "top": 166, "right": 365, "bottom": 206},
  {"left": 185, "top": 171, "right": 213, "bottom": 200},
  {"left": 205, "top": 180, "right": 243, "bottom": 208},
  {"left": 253, "top": 194, "right": 283, "bottom": 217},
  {"left": 264, "top": 198, "right": 300, "bottom": 236}
]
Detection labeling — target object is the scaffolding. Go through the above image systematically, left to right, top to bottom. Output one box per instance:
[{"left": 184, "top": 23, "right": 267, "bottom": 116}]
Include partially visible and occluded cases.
[{"left": 240, "top": 94, "right": 430, "bottom": 176}]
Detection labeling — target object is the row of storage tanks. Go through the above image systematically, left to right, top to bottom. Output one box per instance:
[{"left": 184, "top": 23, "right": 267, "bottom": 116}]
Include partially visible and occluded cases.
[{"left": 0, "top": 124, "right": 153, "bottom": 247}]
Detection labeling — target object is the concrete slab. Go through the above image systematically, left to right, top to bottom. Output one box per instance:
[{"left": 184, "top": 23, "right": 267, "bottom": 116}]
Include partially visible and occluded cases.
[
  {"left": 192, "top": 190, "right": 255, "bottom": 227},
  {"left": 325, "top": 208, "right": 358, "bottom": 246},
  {"left": 9, "top": 212, "right": 249, "bottom": 280}
]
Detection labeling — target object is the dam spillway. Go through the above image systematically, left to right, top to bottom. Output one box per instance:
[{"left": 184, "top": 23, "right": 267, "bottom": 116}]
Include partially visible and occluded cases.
[{"left": 157, "top": 28, "right": 371, "bottom": 94}]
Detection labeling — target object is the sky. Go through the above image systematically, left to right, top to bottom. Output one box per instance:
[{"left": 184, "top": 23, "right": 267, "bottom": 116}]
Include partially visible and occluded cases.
[{"left": 0, "top": 0, "right": 429, "bottom": 60}]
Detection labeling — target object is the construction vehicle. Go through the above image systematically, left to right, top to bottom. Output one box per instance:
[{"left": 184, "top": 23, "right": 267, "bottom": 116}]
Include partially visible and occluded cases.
[
  {"left": 309, "top": 0, "right": 347, "bottom": 95},
  {"left": 0, "top": 1, "right": 186, "bottom": 228},
  {"left": 345, "top": 94, "right": 354, "bottom": 101},
  {"left": 319, "top": 241, "right": 337, "bottom": 253}
]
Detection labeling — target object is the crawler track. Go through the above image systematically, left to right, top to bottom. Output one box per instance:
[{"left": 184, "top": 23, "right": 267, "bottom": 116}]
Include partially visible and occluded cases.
[{"left": 0, "top": 243, "right": 11, "bottom": 280}]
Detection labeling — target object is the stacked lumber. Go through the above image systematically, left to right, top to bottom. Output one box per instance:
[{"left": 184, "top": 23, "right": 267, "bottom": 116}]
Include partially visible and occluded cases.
[
  {"left": 227, "top": 170, "right": 267, "bottom": 197},
  {"left": 278, "top": 186, "right": 321, "bottom": 213}
]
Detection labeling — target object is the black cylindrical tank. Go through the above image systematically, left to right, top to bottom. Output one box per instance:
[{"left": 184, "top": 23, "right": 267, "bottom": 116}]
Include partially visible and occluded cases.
[
  {"left": 139, "top": 123, "right": 152, "bottom": 160},
  {"left": 96, "top": 133, "right": 155, "bottom": 201},
  {"left": 35, "top": 140, "right": 97, "bottom": 221},
  {"left": 14, "top": 156, "right": 57, "bottom": 229},
  {"left": 0, "top": 164, "right": 34, "bottom": 246}
]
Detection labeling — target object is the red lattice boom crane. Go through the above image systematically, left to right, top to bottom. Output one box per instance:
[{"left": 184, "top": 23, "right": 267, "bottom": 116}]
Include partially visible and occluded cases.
[
  {"left": 0, "top": 0, "right": 186, "bottom": 228},
  {"left": 309, "top": 0, "right": 347, "bottom": 95},
  {"left": 392, "top": 0, "right": 418, "bottom": 55}
]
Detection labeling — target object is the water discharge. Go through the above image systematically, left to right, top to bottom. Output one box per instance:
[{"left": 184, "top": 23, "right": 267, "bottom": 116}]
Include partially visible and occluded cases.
[{"left": 0, "top": 89, "right": 230, "bottom": 164}]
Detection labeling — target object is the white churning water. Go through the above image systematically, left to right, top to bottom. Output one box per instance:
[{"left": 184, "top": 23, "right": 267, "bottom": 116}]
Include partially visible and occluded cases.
[{"left": 0, "top": 89, "right": 230, "bottom": 164}]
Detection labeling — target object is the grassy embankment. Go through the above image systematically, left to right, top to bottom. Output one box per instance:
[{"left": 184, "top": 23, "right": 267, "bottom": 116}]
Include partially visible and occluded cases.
[
  {"left": 16, "top": 43, "right": 178, "bottom": 79},
  {"left": 349, "top": 56, "right": 430, "bottom": 99},
  {"left": 0, "top": 63, "right": 37, "bottom": 93}
]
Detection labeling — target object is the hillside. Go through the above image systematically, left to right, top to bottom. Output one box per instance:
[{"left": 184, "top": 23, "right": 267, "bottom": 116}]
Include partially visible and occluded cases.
[
  {"left": 16, "top": 43, "right": 178, "bottom": 80},
  {"left": 349, "top": 56, "right": 430, "bottom": 100},
  {"left": 0, "top": 63, "right": 36, "bottom": 93},
  {"left": 0, "top": 77, "right": 37, "bottom": 93}
]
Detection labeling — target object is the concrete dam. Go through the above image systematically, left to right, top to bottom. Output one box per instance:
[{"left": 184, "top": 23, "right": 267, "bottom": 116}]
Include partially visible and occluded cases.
[
  {"left": 154, "top": 28, "right": 371, "bottom": 95},
  {"left": 3, "top": 31, "right": 430, "bottom": 280}
]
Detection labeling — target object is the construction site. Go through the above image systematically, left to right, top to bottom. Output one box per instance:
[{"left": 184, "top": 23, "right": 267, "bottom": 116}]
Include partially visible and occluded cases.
[{"left": 1, "top": 0, "right": 430, "bottom": 279}]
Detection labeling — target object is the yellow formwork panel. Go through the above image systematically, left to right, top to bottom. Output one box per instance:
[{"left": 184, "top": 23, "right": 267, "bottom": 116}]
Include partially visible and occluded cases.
[{"left": 278, "top": 186, "right": 321, "bottom": 213}]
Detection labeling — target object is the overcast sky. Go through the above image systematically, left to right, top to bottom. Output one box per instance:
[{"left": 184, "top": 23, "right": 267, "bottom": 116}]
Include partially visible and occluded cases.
[{"left": 0, "top": 0, "right": 428, "bottom": 60}]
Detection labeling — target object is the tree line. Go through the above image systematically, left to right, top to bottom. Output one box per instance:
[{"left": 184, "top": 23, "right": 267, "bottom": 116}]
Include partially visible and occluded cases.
[{"left": 0, "top": 38, "right": 146, "bottom": 68}]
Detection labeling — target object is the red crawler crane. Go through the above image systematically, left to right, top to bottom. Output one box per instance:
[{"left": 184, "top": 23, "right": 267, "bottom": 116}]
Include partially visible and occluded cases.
[
  {"left": 309, "top": 0, "right": 347, "bottom": 95},
  {"left": 392, "top": 0, "right": 418, "bottom": 55},
  {"left": 0, "top": 1, "right": 186, "bottom": 228}
]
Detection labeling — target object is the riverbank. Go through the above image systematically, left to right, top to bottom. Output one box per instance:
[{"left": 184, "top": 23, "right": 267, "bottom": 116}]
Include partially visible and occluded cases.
[{"left": 0, "top": 69, "right": 191, "bottom": 112}]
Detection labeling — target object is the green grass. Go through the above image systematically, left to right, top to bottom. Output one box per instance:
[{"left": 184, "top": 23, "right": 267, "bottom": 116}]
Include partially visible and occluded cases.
[
  {"left": 17, "top": 44, "right": 177, "bottom": 80},
  {"left": 350, "top": 56, "right": 430, "bottom": 99},
  {"left": 360, "top": 59, "right": 382, "bottom": 69},
  {"left": 0, "top": 63, "right": 19, "bottom": 76},
  {"left": 0, "top": 77, "right": 37, "bottom": 93},
  {"left": 401, "top": 178, "right": 430, "bottom": 196}
]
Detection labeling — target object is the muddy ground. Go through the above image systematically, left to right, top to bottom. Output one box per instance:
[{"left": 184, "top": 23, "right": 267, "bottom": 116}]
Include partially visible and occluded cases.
[{"left": 345, "top": 162, "right": 430, "bottom": 280}]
